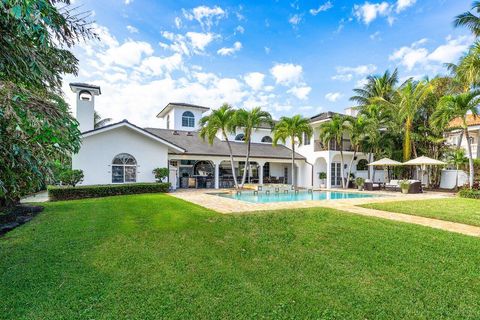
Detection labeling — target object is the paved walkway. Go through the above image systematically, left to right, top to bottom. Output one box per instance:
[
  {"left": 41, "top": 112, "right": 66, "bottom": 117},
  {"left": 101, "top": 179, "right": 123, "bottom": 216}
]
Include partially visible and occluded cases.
[
  {"left": 171, "top": 189, "right": 480, "bottom": 237},
  {"left": 20, "top": 191, "right": 49, "bottom": 203}
]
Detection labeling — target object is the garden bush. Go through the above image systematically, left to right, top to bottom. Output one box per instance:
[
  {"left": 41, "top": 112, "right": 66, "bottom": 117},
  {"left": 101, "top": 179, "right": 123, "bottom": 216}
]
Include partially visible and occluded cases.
[
  {"left": 48, "top": 183, "right": 170, "bottom": 201},
  {"left": 458, "top": 188, "right": 480, "bottom": 199}
]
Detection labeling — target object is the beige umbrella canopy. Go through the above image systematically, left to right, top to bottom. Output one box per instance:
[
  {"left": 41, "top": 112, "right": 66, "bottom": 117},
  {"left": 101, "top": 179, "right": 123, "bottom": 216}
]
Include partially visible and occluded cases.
[
  {"left": 403, "top": 156, "right": 446, "bottom": 188},
  {"left": 367, "top": 158, "right": 403, "bottom": 166}
]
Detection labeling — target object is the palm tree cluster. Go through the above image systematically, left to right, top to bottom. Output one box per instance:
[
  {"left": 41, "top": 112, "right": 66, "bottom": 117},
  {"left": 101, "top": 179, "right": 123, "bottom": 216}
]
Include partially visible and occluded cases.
[{"left": 199, "top": 104, "right": 312, "bottom": 189}]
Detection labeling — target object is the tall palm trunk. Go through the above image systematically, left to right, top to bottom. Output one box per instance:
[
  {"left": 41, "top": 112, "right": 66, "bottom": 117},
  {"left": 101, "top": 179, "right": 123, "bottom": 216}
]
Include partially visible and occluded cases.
[
  {"left": 403, "top": 117, "right": 412, "bottom": 161},
  {"left": 464, "top": 127, "right": 474, "bottom": 188},
  {"left": 456, "top": 131, "right": 464, "bottom": 149},
  {"left": 223, "top": 132, "right": 239, "bottom": 189},
  {"left": 240, "top": 138, "right": 251, "bottom": 188},
  {"left": 291, "top": 138, "right": 296, "bottom": 187},
  {"left": 346, "top": 148, "right": 357, "bottom": 189}
]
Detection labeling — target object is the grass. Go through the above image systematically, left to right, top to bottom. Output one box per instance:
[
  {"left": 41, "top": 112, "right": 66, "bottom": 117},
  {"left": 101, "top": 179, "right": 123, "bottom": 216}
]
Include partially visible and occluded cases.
[
  {"left": 1, "top": 194, "right": 480, "bottom": 319},
  {"left": 362, "top": 198, "right": 480, "bottom": 226}
]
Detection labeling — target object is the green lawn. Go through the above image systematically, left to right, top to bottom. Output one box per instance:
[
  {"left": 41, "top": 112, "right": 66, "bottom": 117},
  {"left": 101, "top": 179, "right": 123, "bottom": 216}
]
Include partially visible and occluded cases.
[
  {"left": 2, "top": 194, "right": 480, "bottom": 319},
  {"left": 363, "top": 198, "right": 480, "bottom": 226}
]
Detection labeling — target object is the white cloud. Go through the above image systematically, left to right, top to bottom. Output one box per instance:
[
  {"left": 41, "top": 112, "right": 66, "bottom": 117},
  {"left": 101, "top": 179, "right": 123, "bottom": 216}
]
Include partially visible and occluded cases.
[
  {"left": 124, "top": 0, "right": 133, "bottom": 4},
  {"left": 396, "top": 0, "right": 416, "bottom": 13},
  {"left": 310, "top": 1, "right": 333, "bottom": 15},
  {"left": 353, "top": 2, "right": 391, "bottom": 25},
  {"left": 183, "top": 5, "right": 226, "bottom": 29},
  {"left": 289, "top": 14, "right": 302, "bottom": 26},
  {"left": 174, "top": 17, "right": 182, "bottom": 29},
  {"left": 126, "top": 25, "right": 138, "bottom": 33},
  {"left": 235, "top": 25, "right": 245, "bottom": 34},
  {"left": 370, "top": 31, "right": 381, "bottom": 40},
  {"left": 186, "top": 32, "right": 215, "bottom": 51},
  {"left": 389, "top": 35, "right": 471, "bottom": 71},
  {"left": 99, "top": 41, "right": 153, "bottom": 68},
  {"left": 217, "top": 41, "right": 242, "bottom": 56},
  {"left": 264, "top": 46, "right": 271, "bottom": 54},
  {"left": 137, "top": 53, "right": 183, "bottom": 76},
  {"left": 270, "top": 63, "right": 303, "bottom": 85},
  {"left": 332, "top": 64, "right": 376, "bottom": 81},
  {"left": 244, "top": 72, "right": 265, "bottom": 90},
  {"left": 332, "top": 74, "right": 353, "bottom": 81},
  {"left": 288, "top": 86, "right": 312, "bottom": 100},
  {"left": 325, "top": 92, "right": 343, "bottom": 102}
]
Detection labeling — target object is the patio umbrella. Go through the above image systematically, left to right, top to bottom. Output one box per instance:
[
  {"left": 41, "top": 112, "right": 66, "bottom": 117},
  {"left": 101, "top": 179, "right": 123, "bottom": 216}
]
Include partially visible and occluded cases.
[
  {"left": 403, "top": 156, "right": 446, "bottom": 188},
  {"left": 367, "top": 158, "right": 403, "bottom": 182}
]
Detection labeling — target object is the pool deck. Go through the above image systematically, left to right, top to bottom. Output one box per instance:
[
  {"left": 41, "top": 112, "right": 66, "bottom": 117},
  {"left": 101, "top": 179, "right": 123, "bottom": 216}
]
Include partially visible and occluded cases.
[{"left": 170, "top": 188, "right": 480, "bottom": 237}]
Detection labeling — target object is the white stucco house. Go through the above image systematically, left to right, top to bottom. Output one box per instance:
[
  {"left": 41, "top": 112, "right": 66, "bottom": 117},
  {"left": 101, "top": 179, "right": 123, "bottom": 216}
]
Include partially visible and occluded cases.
[{"left": 71, "top": 83, "right": 373, "bottom": 189}]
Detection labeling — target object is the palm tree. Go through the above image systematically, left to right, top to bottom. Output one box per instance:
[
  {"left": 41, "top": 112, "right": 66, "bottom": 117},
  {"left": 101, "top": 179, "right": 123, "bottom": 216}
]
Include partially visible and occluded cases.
[
  {"left": 454, "top": 1, "right": 480, "bottom": 37},
  {"left": 446, "top": 42, "right": 480, "bottom": 93},
  {"left": 350, "top": 69, "right": 399, "bottom": 108},
  {"left": 389, "top": 80, "right": 431, "bottom": 161},
  {"left": 432, "top": 91, "right": 480, "bottom": 188},
  {"left": 199, "top": 104, "right": 239, "bottom": 189},
  {"left": 233, "top": 107, "right": 273, "bottom": 188},
  {"left": 94, "top": 111, "right": 112, "bottom": 129},
  {"left": 318, "top": 114, "right": 349, "bottom": 188},
  {"left": 272, "top": 115, "right": 312, "bottom": 188},
  {"left": 344, "top": 115, "right": 367, "bottom": 185},
  {"left": 447, "top": 149, "right": 469, "bottom": 190}
]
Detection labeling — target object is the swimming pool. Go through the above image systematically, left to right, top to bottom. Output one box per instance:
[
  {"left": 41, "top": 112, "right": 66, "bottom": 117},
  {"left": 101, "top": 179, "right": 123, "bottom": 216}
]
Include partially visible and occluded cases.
[{"left": 216, "top": 190, "right": 379, "bottom": 203}]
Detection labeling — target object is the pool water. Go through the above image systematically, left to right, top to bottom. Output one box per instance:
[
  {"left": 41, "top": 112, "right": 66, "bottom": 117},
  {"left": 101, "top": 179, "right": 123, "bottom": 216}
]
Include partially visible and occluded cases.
[{"left": 217, "top": 190, "right": 379, "bottom": 203}]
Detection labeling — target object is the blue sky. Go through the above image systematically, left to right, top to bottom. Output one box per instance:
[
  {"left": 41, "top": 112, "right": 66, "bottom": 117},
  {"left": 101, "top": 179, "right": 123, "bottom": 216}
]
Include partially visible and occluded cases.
[{"left": 65, "top": 0, "right": 474, "bottom": 126}]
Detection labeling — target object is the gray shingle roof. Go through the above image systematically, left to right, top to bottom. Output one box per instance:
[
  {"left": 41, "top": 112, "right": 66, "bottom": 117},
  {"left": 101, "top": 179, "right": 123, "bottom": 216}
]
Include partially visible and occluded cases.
[
  {"left": 309, "top": 111, "right": 342, "bottom": 122},
  {"left": 144, "top": 128, "right": 305, "bottom": 160}
]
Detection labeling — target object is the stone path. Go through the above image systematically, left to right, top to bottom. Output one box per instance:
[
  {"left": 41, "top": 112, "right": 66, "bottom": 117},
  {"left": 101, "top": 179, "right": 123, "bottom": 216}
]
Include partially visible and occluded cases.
[
  {"left": 171, "top": 189, "right": 480, "bottom": 237},
  {"left": 20, "top": 191, "right": 49, "bottom": 203}
]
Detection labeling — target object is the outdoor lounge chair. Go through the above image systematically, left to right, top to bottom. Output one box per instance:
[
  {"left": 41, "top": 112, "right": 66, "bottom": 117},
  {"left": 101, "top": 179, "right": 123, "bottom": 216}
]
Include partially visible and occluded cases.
[
  {"left": 364, "top": 179, "right": 381, "bottom": 191},
  {"left": 385, "top": 180, "right": 423, "bottom": 193}
]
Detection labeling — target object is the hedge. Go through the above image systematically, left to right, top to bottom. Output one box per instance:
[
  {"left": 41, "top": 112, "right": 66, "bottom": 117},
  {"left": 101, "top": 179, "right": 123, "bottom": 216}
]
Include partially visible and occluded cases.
[
  {"left": 48, "top": 183, "right": 170, "bottom": 201},
  {"left": 458, "top": 188, "right": 480, "bottom": 200}
]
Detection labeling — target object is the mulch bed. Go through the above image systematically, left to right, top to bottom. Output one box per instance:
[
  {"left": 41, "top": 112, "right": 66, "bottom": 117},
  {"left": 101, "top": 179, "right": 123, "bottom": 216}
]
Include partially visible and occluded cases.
[{"left": 0, "top": 205, "right": 44, "bottom": 236}]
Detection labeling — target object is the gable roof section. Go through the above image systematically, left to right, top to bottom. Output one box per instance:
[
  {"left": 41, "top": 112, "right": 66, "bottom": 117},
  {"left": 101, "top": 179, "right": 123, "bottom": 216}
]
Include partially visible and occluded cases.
[
  {"left": 156, "top": 102, "right": 210, "bottom": 118},
  {"left": 309, "top": 111, "right": 342, "bottom": 123},
  {"left": 449, "top": 114, "right": 480, "bottom": 128},
  {"left": 81, "top": 120, "right": 185, "bottom": 152},
  {"left": 144, "top": 128, "right": 306, "bottom": 160}
]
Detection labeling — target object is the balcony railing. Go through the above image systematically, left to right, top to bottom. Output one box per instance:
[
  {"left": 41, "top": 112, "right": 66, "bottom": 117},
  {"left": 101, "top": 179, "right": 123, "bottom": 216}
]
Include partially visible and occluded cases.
[{"left": 314, "top": 139, "right": 357, "bottom": 152}]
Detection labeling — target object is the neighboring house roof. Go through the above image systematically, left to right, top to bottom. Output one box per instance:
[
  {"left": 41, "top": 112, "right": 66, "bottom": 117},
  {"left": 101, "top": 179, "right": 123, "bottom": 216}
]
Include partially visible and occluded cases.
[
  {"left": 69, "top": 82, "right": 101, "bottom": 94},
  {"left": 156, "top": 102, "right": 210, "bottom": 118},
  {"left": 309, "top": 111, "right": 342, "bottom": 123},
  {"left": 449, "top": 114, "right": 480, "bottom": 128},
  {"left": 81, "top": 120, "right": 185, "bottom": 152},
  {"left": 144, "top": 128, "right": 306, "bottom": 160}
]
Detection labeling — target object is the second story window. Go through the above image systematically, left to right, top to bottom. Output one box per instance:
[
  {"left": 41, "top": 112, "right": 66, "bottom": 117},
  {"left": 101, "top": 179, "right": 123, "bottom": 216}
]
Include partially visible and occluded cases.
[
  {"left": 182, "top": 111, "right": 195, "bottom": 127},
  {"left": 303, "top": 132, "right": 311, "bottom": 145},
  {"left": 235, "top": 133, "right": 245, "bottom": 141},
  {"left": 261, "top": 136, "right": 272, "bottom": 143}
]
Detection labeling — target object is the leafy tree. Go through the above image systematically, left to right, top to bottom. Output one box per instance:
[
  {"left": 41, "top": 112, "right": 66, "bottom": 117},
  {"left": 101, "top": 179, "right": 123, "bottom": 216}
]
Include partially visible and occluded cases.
[
  {"left": 0, "top": 1, "right": 96, "bottom": 207},
  {"left": 454, "top": 1, "right": 480, "bottom": 37},
  {"left": 432, "top": 91, "right": 480, "bottom": 188},
  {"left": 199, "top": 104, "right": 239, "bottom": 189},
  {"left": 233, "top": 107, "right": 273, "bottom": 188},
  {"left": 94, "top": 111, "right": 112, "bottom": 129},
  {"left": 273, "top": 115, "right": 312, "bottom": 188},
  {"left": 318, "top": 115, "right": 349, "bottom": 188},
  {"left": 447, "top": 149, "right": 469, "bottom": 190},
  {"left": 152, "top": 167, "right": 169, "bottom": 182},
  {"left": 59, "top": 169, "right": 84, "bottom": 187}
]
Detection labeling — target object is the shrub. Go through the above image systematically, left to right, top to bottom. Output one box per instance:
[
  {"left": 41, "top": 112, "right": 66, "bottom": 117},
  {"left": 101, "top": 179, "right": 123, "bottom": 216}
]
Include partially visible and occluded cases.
[
  {"left": 152, "top": 167, "right": 169, "bottom": 182},
  {"left": 59, "top": 169, "right": 84, "bottom": 187},
  {"left": 318, "top": 172, "right": 327, "bottom": 180},
  {"left": 355, "top": 177, "right": 365, "bottom": 187},
  {"left": 399, "top": 180, "right": 410, "bottom": 192},
  {"left": 48, "top": 183, "right": 170, "bottom": 201},
  {"left": 458, "top": 188, "right": 480, "bottom": 199}
]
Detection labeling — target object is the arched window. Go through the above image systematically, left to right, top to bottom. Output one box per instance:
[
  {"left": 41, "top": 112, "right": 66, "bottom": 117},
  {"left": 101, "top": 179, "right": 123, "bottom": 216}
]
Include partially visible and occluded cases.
[
  {"left": 79, "top": 90, "right": 92, "bottom": 101},
  {"left": 182, "top": 111, "right": 195, "bottom": 127},
  {"left": 166, "top": 114, "right": 170, "bottom": 129},
  {"left": 235, "top": 133, "right": 245, "bottom": 141},
  {"left": 261, "top": 136, "right": 272, "bottom": 143},
  {"left": 112, "top": 153, "right": 137, "bottom": 183},
  {"left": 357, "top": 159, "right": 368, "bottom": 171},
  {"left": 193, "top": 161, "right": 214, "bottom": 176}
]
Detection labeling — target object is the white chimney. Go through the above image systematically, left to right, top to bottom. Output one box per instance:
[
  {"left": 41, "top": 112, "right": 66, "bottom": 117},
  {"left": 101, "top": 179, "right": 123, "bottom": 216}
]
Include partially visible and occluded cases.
[
  {"left": 70, "top": 83, "right": 101, "bottom": 132},
  {"left": 344, "top": 107, "right": 359, "bottom": 117}
]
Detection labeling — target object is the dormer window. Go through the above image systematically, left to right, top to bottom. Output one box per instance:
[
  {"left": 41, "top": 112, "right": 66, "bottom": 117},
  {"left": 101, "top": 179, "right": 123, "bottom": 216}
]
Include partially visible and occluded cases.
[
  {"left": 182, "top": 111, "right": 195, "bottom": 127},
  {"left": 235, "top": 133, "right": 245, "bottom": 141},
  {"left": 261, "top": 136, "right": 272, "bottom": 143}
]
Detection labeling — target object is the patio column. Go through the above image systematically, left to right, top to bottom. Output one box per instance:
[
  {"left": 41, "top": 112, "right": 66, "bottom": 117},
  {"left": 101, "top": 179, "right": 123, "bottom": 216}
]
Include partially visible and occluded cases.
[
  {"left": 326, "top": 154, "right": 332, "bottom": 189},
  {"left": 213, "top": 160, "right": 221, "bottom": 189},
  {"left": 257, "top": 161, "right": 266, "bottom": 185}
]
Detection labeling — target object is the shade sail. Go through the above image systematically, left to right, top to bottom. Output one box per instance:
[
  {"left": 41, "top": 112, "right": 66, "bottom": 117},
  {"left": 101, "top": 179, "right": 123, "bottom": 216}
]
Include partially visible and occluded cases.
[
  {"left": 403, "top": 156, "right": 446, "bottom": 166},
  {"left": 367, "top": 158, "right": 403, "bottom": 166}
]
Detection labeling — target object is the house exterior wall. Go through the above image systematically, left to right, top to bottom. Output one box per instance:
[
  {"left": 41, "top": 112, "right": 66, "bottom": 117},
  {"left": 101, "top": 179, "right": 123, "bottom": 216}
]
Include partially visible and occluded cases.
[
  {"left": 73, "top": 126, "right": 169, "bottom": 185},
  {"left": 446, "top": 126, "right": 480, "bottom": 159},
  {"left": 222, "top": 128, "right": 276, "bottom": 144}
]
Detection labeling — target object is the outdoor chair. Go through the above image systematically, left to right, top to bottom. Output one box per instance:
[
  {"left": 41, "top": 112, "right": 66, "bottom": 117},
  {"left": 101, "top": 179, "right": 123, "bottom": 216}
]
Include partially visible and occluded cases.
[{"left": 364, "top": 180, "right": 381, "bottom": 191}]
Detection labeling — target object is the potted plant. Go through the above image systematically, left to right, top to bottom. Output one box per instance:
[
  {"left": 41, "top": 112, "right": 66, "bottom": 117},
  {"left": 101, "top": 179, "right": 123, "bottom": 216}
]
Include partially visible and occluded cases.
[
  {"left": 318, "top": 172, "right": 327, "bottom": 188},
  {"left": 355, "top": 177, "right": 365, "bottom": 191},
  {"left": 399, "top": 180, "right": 410, "bottom": 194}
]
